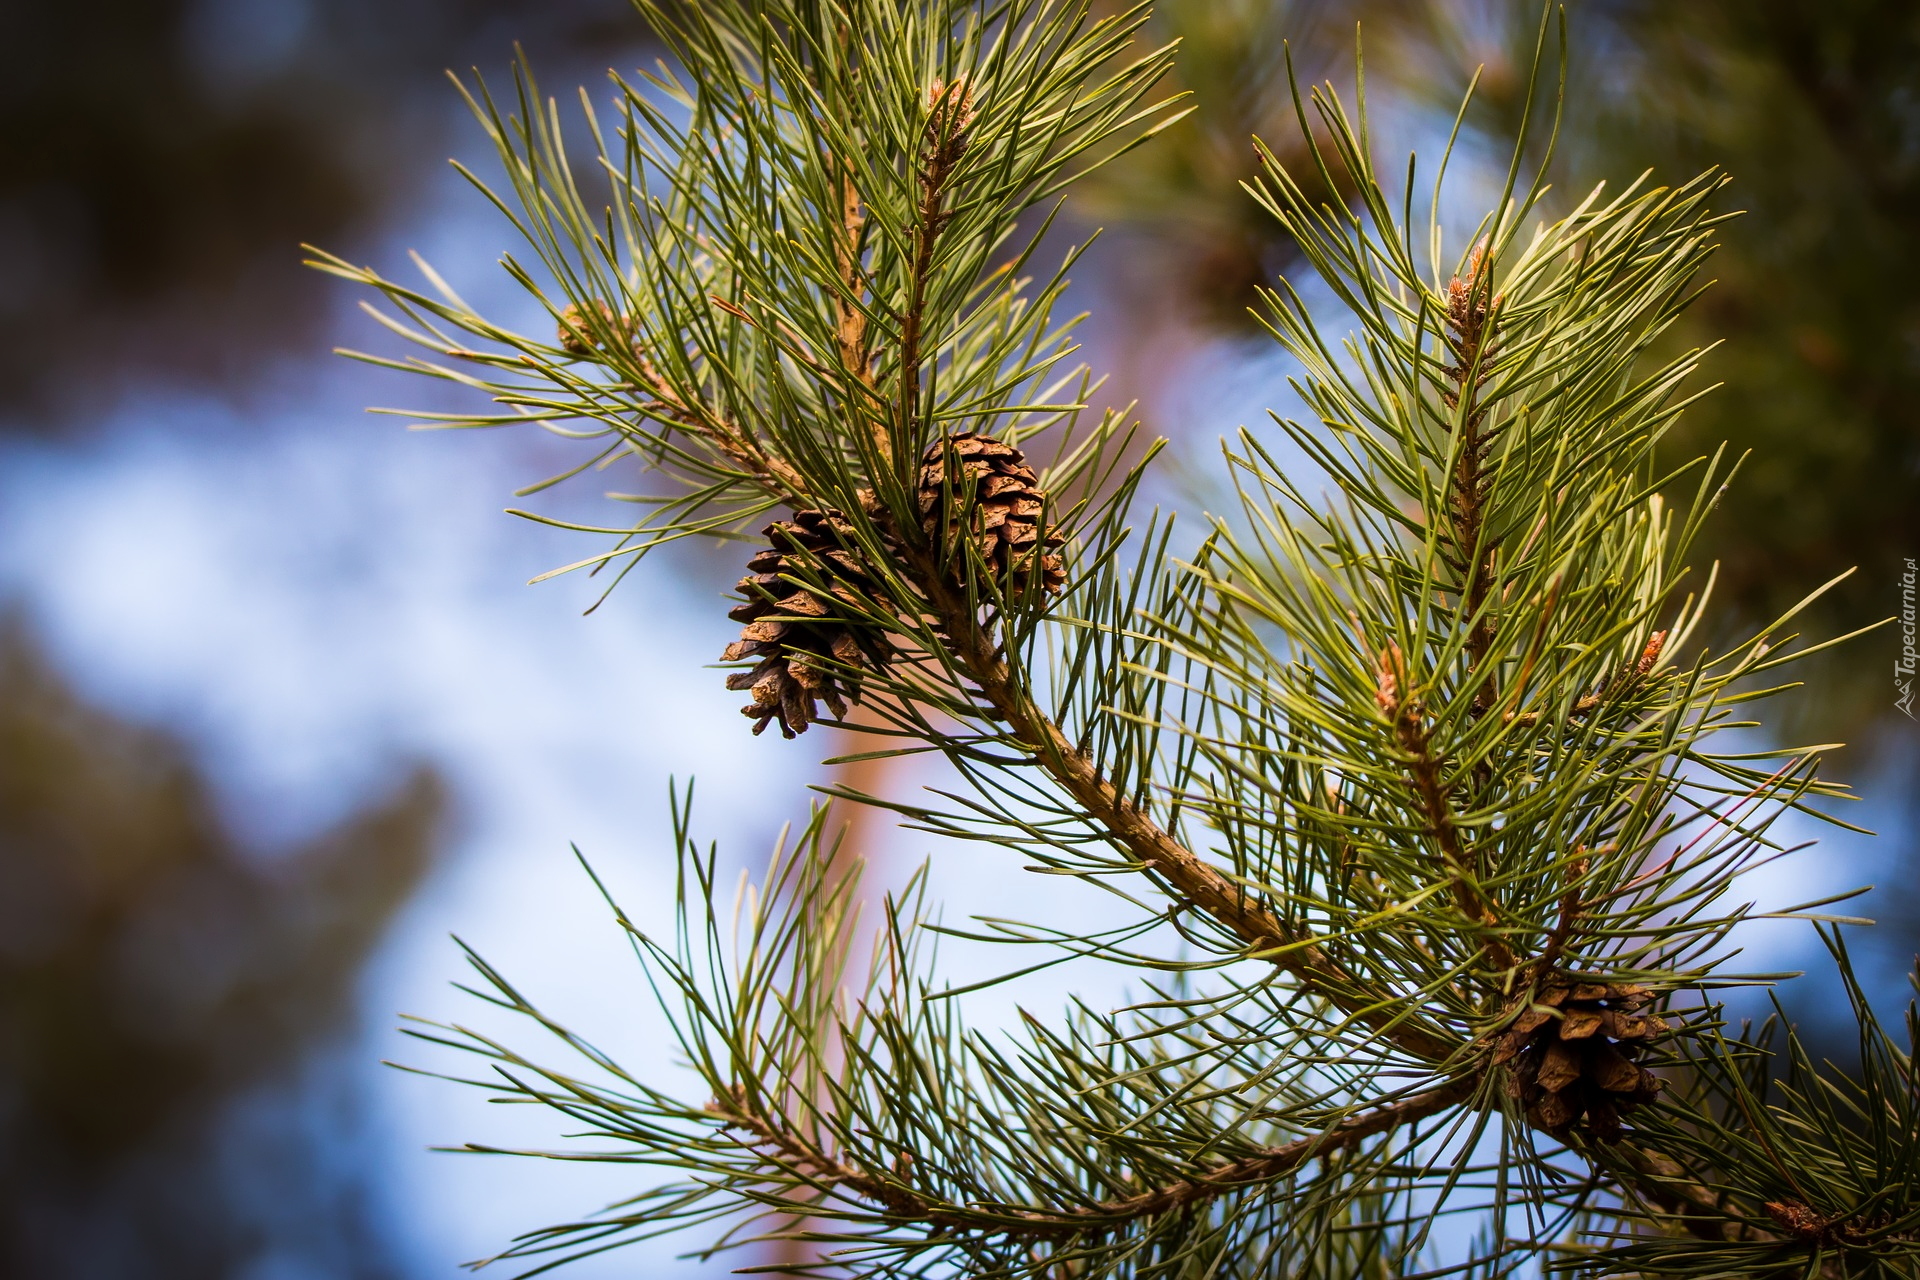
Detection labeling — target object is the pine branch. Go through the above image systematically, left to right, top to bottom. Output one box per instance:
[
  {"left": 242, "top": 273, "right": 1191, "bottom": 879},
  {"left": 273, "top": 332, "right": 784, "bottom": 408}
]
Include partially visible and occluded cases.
[
  {"left": 319, "top": 3, "right": 1907, "bottom": 1275},
  {"left": 895, "top": 79, "right": 973, "bottom": 470},
  {"left": 529, "top": 122, "right": 1476, "bottom": 1065},
  {"left": 637, "top": 387, "right": 1469, "bottom": 1065},
  {"left": 906, "top": 548, "right": 1465, "bottom": 1067},
  {"left": 1375, "top": 643, "right": 1519, "bottom": 975},
  {"left": 708, "top": 1076, "right": 1474, "bottom": 1239}
]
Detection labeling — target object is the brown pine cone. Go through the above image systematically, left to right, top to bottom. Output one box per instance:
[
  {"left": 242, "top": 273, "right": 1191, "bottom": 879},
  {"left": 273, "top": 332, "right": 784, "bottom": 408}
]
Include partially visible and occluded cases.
[
  {"left": 915, "top": 431, "right": 1065, "bottom": 598},
  {"left": 720, "top": 509, "right": 891, "bottom": 738},
  {"left": 1494, "top": 980, "right": 1668, "bottom": 1142}
]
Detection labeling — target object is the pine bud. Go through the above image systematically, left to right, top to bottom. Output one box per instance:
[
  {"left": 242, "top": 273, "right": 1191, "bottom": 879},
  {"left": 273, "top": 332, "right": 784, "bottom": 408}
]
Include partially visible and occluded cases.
[
  {"left": 922, "top": 77, "right": 976, "bottom": 180},
  {"left": 927, "top": 77, "right": 976, "bottom": 144},
  {"left": 1444, "top": 245, "right": 1502, "bottom": 352},
  {"left": 1636, "top": 629, "right": 1668, "bottom": 677},
  {"left": 1375, "top": 643, "right": 1404, "bottom": 716},
  {"left": 1764, "top": 1200, "right": 1830, "bottom": 1241}
]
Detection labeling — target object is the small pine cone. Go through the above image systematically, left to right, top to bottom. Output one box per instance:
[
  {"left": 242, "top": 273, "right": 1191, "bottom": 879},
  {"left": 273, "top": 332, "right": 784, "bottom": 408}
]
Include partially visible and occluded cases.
[
  {"left": 557, "top": 300, "right": 622, "bottom": 356},
  {"left": 915, "top": 431, "right": 1065, "bottom": 599},
  {"left": 720, "top": 509, "right": 891, "bottom": 738},
  {"left": 1494, "top": 979, "right": 1668, "bottom": 1142}
]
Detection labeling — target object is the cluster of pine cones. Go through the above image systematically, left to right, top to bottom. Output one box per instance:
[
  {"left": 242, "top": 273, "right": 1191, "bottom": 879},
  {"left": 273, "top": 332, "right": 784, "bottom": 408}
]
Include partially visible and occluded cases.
[
  {"left": 554, "top": 299, "right": 1065, "bottom": 737},
  {"left": 719, "top": 431, "right": 1062, "bottom": 738},
  {"left": 1494, "top": 979, "right": 1667, "bottom": 1142}
]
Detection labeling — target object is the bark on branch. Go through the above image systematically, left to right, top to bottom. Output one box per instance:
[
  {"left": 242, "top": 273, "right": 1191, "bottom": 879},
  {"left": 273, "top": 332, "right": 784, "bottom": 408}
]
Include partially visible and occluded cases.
[{"left": 711, "top": 1079, "right": 1473, "bottom": 1240}]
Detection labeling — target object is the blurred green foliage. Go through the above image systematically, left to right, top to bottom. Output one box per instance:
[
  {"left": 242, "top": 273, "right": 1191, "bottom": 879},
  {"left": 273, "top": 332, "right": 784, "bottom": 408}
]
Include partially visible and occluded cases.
[
  {"left": 0, "top": 0, "right": 631, "bottom": 428},
  {"left": 1073, "top": 0, "right": 1371, "bottom": 332},
  {"left": 1605, "top": 0, "right": 1919, "bottom": 748},
  {"left": 0, "top": 620, "right": 447, "bottom": 1277}
]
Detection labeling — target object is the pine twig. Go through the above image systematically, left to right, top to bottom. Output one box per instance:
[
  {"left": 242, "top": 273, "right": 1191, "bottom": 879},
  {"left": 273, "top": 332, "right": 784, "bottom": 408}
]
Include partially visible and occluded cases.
[
  {"left": 896, "top": 79, "right": 973, "bottom": 460},
  {"left": 1439, "top": 248, "right": 1505, "bottom": 717},
  {"left": 910, "top": 554, "right": 1465, "bottom": 1067},
  {"left": 1376, "top": 643, "right": 1520, "bottom": 974},
  {"left": 710, "top": 1078, "right": 1475, "bottom": 1238}
]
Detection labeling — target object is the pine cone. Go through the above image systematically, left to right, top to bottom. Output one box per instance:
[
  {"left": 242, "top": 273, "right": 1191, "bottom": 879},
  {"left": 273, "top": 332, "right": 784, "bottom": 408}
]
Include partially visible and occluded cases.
[
  {"left": 915, "top": 431, "right": 1065, "bottom": 598},
  {"left": 720, "top": 510, "right": 890, "bottom": 738},
  {"left": 1495, "top": 980, "right": 1667, "bottom": 1142}
]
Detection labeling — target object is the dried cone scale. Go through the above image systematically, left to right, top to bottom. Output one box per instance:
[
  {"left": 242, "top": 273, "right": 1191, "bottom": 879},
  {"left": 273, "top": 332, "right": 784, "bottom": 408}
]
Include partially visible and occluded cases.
[
  {"left": 916, "top": 431, "right": 1065, "bottom": 598},
  {"left": 721, "top": 510, "right": 890, "bottom": 738},
  {"left": 1495, "top": 980, "right": 1667, "bottom": 1141}
]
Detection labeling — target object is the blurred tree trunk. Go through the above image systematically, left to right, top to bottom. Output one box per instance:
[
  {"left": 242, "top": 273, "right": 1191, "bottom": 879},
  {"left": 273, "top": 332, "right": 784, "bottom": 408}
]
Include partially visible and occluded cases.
[{"left": 0, "top": 618, "right": 447, "bottom": 1279}]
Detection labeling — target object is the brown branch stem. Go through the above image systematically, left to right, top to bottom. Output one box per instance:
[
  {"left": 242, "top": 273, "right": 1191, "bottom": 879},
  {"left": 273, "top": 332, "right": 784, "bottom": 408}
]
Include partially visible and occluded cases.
[
  {"left": 895, "top": 84, "right": 969, "bottom": 474},
  {"left": 833, "top": 166, "right": 885, "bottom": 465},
  {"left": 895, "top": 179, "right": 946, "bottom": 466},
  {"left": 1441, "top": 259, "right": 1503, "bottom": 716},
  {"left": 625, "top": 357, "right": 812, "bottom": 504},
  {"left": 911, "top": 561, "right": 1462, "bottom": 1066},
  {"left": 1388, "top": 696, "right": 1520, "bottom": 974},
  {"left": 712, "top": 1079, "right": 1474, "bottom": 1240},
  {"left": 1061, "top": 1079, "right": 1473, "bottom": 1225},
  {"left": 1611, "top": 1142, "right": 1766, "bottom": 1246}
]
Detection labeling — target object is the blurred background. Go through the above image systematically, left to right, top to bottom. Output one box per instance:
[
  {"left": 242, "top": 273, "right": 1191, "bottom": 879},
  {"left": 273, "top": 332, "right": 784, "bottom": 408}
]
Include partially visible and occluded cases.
[{"left": 0, "top": 1, "right": 1912, "bottom": 1276}]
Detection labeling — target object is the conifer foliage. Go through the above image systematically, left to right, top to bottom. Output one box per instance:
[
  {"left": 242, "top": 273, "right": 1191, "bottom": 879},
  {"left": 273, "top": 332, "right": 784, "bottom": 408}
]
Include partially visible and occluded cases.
[{"left": 314, "top": 2, "right": 1915, "bottom": 1275}]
